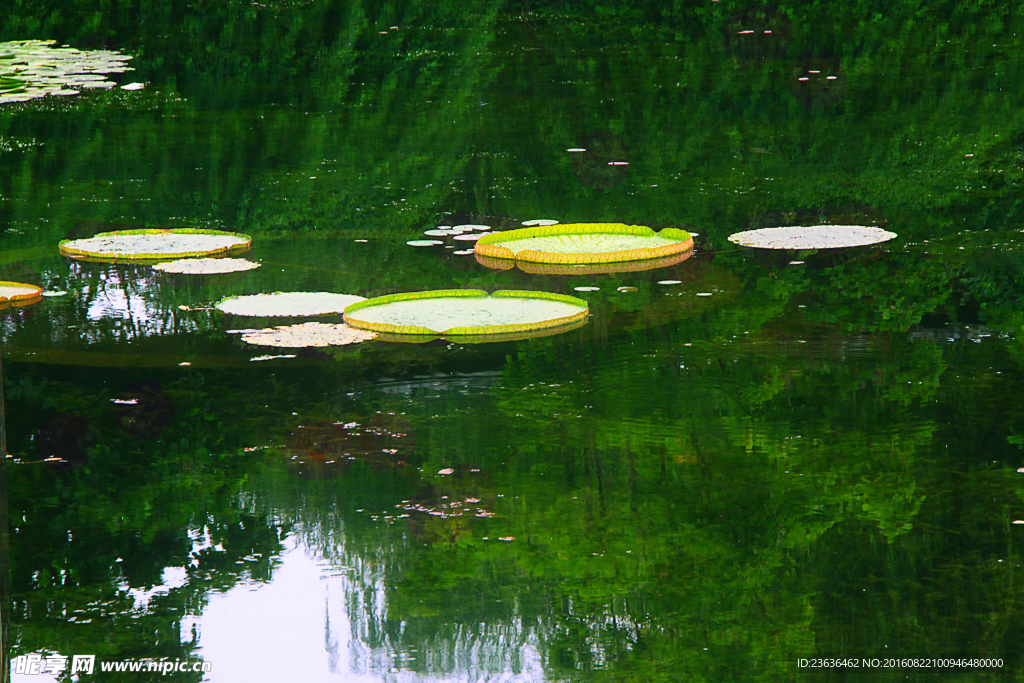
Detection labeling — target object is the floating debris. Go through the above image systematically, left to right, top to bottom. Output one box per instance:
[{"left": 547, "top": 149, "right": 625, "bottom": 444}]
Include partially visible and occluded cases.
[
  {"left": 476, "top": 224, "right": 693, "bottom": 266},
  {"left": 727, "top": 225, "right": 896, "bottom": 249},
  {"left": 59, "top": 229, "right": 251, "bottom": 262},
  {"left": 153, "top": 257, "right": 261, "bottom": 274},
  {"left": 617, "top": 286, "right": 638, "bottom": 293},
  {"left": 344, "top": 289, "right": 589, "bottom": 339},
  {"left": 216, "top": 292, "right": 366, "bottom": 317},
  {"left": 240, "top": 322, "right": 377, "bottom": 348},
  {"left": 251, "top": 355, "right": 297, "bottom": 361}
]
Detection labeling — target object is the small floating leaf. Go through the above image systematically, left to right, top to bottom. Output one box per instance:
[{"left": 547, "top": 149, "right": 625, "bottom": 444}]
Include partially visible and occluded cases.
[
  {"left": 522, "top": 219, "right": 559, "bottom": 227},
  {"left": 727, "top": 225, "right": 897, "bottom": 249},
  {"left": 407, "top": 239, "right": 443, "bottom": 247},
  {"left": 657, "top": 280, "right": 682, "bottom": 285},
  {"left": 574, "top": 286, "right": 600, "bottom": 292},
  {"left": 216, "top": 292, "right": 366, "bottom": 317}
]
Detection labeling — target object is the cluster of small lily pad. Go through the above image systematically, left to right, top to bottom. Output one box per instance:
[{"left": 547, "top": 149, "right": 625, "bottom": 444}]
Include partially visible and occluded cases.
[
  {"left": 0, "top": 40, "right": 140, "bottom": 105},
  {"left": 407, "top": 218, "right": 560, "bottom": 254}
]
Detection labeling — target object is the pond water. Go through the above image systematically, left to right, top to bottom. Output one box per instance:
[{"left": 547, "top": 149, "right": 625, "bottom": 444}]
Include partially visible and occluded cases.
[{"left": 2, "top": 1, "right": 1024, "bottom": 681}]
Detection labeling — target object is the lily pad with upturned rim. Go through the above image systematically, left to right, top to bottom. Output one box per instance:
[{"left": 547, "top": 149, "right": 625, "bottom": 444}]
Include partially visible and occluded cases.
[
  {"left": 475, "top": 223, "right": 693, "bottom": 265},
  {"left": 727, "top": 225, "right": 897, "bottom": 249},
  {"left": 59, "top": 229, "right": 252, "bottom": 262},
  {"left": 0, "top": 281, "right": 43, "bottom": 302},
  {"left": 344, "top": 289, "right": 589, "bottom": 339},
  {"left": 215, "top": 292, "right": 366, "bottom": 317}
]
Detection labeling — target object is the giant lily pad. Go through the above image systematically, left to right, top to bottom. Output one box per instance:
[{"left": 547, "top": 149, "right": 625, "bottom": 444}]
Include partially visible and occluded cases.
[
  {"left": 0, "top": 40, "right": 134, "bottom": 105},
  {"left": 475, "top": 223, "right": 693, "bottom": 266},
  {"left": 727, "top": 225, "right": 897, "bottom": 249},
  {"left": 59, "top": 229, "right": 252, "bottom": 262},
  {"left": 476, "top": 247, "right": 693, "bottom": 275},
  {"left": 152, "top": 257, "right": 261, "bottom": 274},
  {"left": 0, "top": 281, "right": 43, "bottom": 302},
  {"left": 343, "top": 289, "right": 588, "bottom": 339},
  {"left": 216, "top": 292, "right": 366, "bottom": 317},
  {"left": 240, "top": 322, "right": 376, "bottom": 348}
]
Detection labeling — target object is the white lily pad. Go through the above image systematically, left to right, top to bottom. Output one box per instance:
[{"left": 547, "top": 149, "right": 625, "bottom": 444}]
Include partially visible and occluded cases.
[
  {"left": 120, "top": 82, "right": 145, "bottom": 90},
  {"left": 521, "top": 219, "right": 559, "bottom": 226},
  {"left": 452, "top": 224, "right": 491, "bottom": 231},
  {"left": 727, "top": 225, "right": 897, "bottom": 249},
  {"left": 59, "top": 229, "right": 251, "bottom": 261},
  {"left": 423, "top": 229, "right": 453, "bottom": 237},
  {"left": 453, "top": 233, "right": 492, "bottom": 241},
  {"left": 407, "top": 239, "right": 443, "bottom": 247},
  {"left": 453, "top": 249, "right": 475, "bottom": 255},
  {"left": 152, "top": 258, "right": 261, "bottom": 274},
  {"left": 574, "top": 286, "right": 600, "bottom": 292},
  {"left": 344, "top": 289, "right": 589, "bottom": 337},
  {"left": 216, "top": 292, "right": 366, "bottom": 317},
  {"left": 240, "top": 322, "right": 376, "bottom": 348}
]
